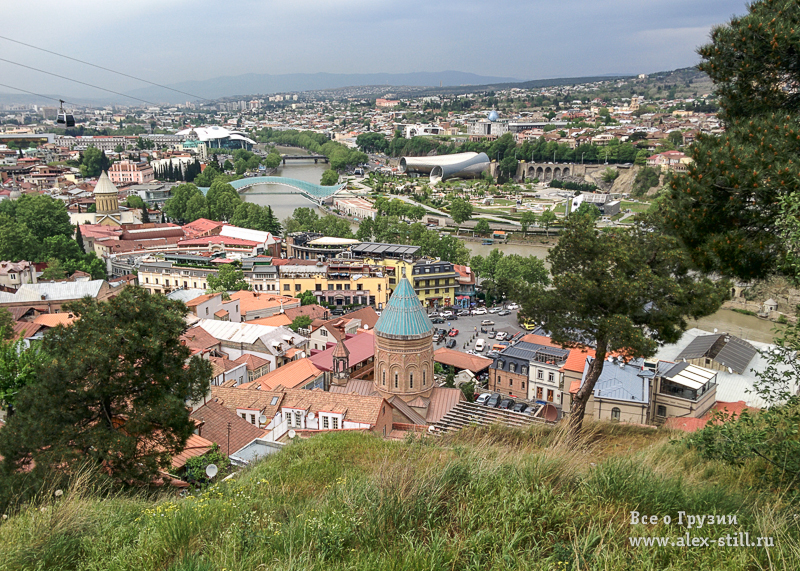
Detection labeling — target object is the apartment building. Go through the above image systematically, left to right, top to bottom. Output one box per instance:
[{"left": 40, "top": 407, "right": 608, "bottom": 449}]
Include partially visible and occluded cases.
[
  {"left": 108, "top": 160, "right": 155, "bottom": 185},
  {"left": 410, "top": 259, "right": 460, "bottom": 308},
  {"left": 278, "top": 262, "right": 391, "bottom": 309}
]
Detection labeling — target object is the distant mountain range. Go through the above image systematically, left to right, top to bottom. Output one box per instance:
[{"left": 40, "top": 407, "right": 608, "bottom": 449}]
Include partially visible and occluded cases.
[{"left": 127, "top": 71, "right": 521, "bottom": 104}]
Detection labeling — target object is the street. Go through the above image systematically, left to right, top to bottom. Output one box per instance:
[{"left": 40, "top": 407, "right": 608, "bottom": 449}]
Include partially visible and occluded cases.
[{"left": 429, "top": 309, "right": 525, "bottom": 355}]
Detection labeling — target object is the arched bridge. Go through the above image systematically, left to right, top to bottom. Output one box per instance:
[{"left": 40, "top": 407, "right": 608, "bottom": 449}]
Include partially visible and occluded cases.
[{"left": 228, "top": 176, "right": 345, "bottom": 205}]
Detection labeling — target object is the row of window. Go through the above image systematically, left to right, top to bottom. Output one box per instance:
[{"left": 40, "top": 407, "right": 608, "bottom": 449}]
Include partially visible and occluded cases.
[
  {"left": 413, "top": 265, "right": 452, "bottom": 274},
  {"left": 144, "top": 277, "right": 206, "bottom": 289},
  {"left": 284, "top": 283, "right": 375, "bottom": 292},
  {"left": 381, "top": 369, "right": 427, "bottom": 389},
  {"left": 284, "top": 410, "right": 339, "bottom": 430}
]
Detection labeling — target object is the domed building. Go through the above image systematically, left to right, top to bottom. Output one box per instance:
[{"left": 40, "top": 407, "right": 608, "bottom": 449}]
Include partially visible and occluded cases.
[
  {"left": 69, "top": 171, "right": 141, "bottom": 227},
  {"left": 373, "top": 275, "right": 435, "bottom": 401}
]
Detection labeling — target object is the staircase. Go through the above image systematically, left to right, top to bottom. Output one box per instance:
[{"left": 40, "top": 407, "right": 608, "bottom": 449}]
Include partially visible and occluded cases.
[{"left": 432, "top": 402, "right": 552, "bottom": 435}]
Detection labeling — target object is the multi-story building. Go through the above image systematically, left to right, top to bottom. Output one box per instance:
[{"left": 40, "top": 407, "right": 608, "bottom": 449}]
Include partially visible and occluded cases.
[
  {"left": 108, "top": 160, "right": 155, "bottom": 185},
  {"left": 285, "top": 232, "right": 360, "bottom": 260},
  {"left": 347, "top": 242, "right": 421, "bottom": 296},
  {"left": 241, "top": 257, "right": 280, "bottom": 292},
  {"left": 410, "top": 259, "right": 459, "bottom": 308},
  {"left": 0, "top": 261, "right": 37, "bottom": 290},
  {"left": 278, "top": 262, "right": 391, "bottom": 309},
  {"left": 453, "top": 264, "right": 476, "bottom": 308},
  {"left": 489, "top": 341, "right": 569, "bottom": 404}
]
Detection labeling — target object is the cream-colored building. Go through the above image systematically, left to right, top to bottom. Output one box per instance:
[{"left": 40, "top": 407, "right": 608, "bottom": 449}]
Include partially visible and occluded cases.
[
  {"left": 0, "top": 261, "right": 37, "bottom": 290},
  {"left": 278, "top": 262, "right": 391, "bottom": 309}
]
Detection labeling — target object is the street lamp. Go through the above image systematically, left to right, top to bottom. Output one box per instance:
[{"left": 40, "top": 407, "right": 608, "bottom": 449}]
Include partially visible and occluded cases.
[{"left": 581, "top": 152, "right": 585, "bottom": 164}]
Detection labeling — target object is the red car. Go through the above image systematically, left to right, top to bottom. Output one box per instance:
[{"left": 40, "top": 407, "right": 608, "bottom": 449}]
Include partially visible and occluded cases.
[{"left": 448, "top": 329, "right": 459, "bottom": 337}]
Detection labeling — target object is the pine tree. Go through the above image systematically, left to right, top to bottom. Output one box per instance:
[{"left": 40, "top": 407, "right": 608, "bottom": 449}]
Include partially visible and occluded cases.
[{"left": 74, "top": 223, "right": 85, "bottom": 253}]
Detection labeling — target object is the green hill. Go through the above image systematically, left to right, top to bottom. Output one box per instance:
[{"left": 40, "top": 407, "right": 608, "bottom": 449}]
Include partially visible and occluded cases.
[{"left": 0, "top": 424, "right": 796, "bottom": 570}]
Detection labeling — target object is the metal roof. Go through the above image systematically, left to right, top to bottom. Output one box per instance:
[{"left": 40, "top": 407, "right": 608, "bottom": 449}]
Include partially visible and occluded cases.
[
  {"left": 374, "top": 277, "right": 433, "bottom": 340},
  {"left": 0, "top": 280, "right": 106, "bottom": 303},
  {"left": 675, "top": 333, "right": 757, "bottom": 374},
  {"left": 581, "top": 358, "right": 651, "bottom": 404},
  {"left": 661, "top": 361, "right": 716, "bottom": 390}
]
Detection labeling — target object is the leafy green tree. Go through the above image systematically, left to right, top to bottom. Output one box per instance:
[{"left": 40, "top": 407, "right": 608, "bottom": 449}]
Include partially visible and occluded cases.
[
  {"left": 655, "top": 0, "right": 800, "bottom": 280},
  {"left": 667, "top": 131, "right": 684, "bottom": 147},
  {"left": 79, "top": 147, "right": 110, "bottom": 178},
  {"left": 634, "top": 150, "right": 649, "bottom": 166},
  {"left": 263, "top": 152, "right": 281, "bottom": 169},
  {"left": 223, "top": 159, "right": 234, "bottom": 171},
  {"left": 234, "top": 159, "right": 247, "bottom": 176},
  {"left": 193, "top": 162, "right": 221, "bottom": 187},
  {"left": 632, "top": 166, "right": 661, "bottom": 197},
  {"left": 601, "top": 168, "right": 619, "bottom": 183},
  {"left": 320, "top": 169, "right": 339, "bottom": 186},
  {"left": 206, "top": 181, "right": 242, "bottom": 221},
  {"left": 162, "top": 183, "right": 202, "bottom": 223},
  {"left": 184, "top": 193, "right": 208, "bottom": 223},
  {"left": 0, "top": 194, "right": 73, "bottom": 245},
  {"left": 449, "top": 197, "right": 474, "bottom": 224},
  {"left": 575, "top": 202, "right": 600, "bottom": 221},
  {"left": 230, "top": 203, "right": 281, "bottom": 235},
  {"left": 283, "top": 207, "right": 319, "bottom": 233},
  {"left": 539, "top": 209, "right": 557, "bottom": 237},
  {"left": 520, "top": 211, "right": 537, "bottom": 235},
  {"left": 315, "top": 214, "right": 355, "bottom": 239},
  {"left": 520, "top": 215, "right": 727, "bottom": 439},
  {"left": 0, "top": 216, "right": 37, "bottom": 262},
  {"left": 356, "top": 218, "right": 374, "bottom": 241},
  {"left": 474, "top": 219, "right": 491, "bottom": 235},
  {"left": 75, "top": 223, "right": 85, "bottom": 253},
  {"left": 43, "top": 235, "right": 83, "bottom": 263},
  {"left": 40, "top": 258, "right": 66, "bottom": 281},
  {"left": 206, "top": 264, "right": 250, "bottom": 292},
  {"left": 0, "top": 287, "right": 212, "bottom": 486},
  {"left": 298, "top": 290, "right": 317, "bottom": 306},
  {"left": 0, "top": 308, "right": 13, "bottom": 340},
  {"left": 289, "top": 315, "right": 312, "bottom": 332},
  {"left": 0, "top": 334, "right": 46, "bottom": 413},
  {"left": 185, "top": 443, "right": 231, "bottom": 485}
]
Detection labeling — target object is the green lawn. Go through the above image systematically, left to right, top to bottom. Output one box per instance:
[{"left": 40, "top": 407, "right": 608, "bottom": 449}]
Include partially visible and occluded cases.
[{"left": 621, "top": 200, "right": 651, "bottom": 213}]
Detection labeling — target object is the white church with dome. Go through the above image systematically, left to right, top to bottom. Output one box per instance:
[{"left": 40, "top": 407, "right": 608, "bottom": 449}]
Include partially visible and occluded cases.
[{"left": 69, "top": 171, "right": 142, "bottom": 227}]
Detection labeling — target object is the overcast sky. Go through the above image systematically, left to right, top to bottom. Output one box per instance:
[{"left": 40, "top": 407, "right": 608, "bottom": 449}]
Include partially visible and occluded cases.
[{"left": 1, "top": 0, "right": 746, "bottom": 100}]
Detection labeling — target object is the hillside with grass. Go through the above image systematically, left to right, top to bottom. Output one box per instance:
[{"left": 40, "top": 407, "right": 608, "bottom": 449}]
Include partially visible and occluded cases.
[{"left": 0, "top": 424, "right": 797, "bottom": 571}]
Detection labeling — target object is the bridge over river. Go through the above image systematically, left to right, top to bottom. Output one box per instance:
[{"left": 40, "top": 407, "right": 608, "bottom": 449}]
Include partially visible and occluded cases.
[{"left": 225, "top": 176, "right": 345, "bottom": 205}]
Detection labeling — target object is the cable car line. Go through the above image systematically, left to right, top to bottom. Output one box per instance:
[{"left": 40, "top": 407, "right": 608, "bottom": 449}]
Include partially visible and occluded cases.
[
  {"left": 0, "top": 35, "right": 212, "bottom": 103},
  {"left": 0, "top": 57, "right": 159, "bottom": 106},
  {"left": 0, "top": 82, "right": 80, "bottom": 107}
]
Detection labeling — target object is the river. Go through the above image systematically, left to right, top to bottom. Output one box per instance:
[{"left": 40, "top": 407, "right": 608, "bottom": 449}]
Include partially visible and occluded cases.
[{"left": 242, "top": 158, "right": 781, "bottom": 343}]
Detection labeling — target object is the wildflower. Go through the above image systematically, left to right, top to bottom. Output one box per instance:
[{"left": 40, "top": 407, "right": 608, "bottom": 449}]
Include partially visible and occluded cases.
[{"left": 54, "top": 490, "right": 64, "bottom": 498}]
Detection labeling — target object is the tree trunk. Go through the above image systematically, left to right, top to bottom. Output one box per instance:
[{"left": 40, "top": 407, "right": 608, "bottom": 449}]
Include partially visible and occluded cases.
[{"left": 567, "top": 340, "right": 607, "bottom": 444}]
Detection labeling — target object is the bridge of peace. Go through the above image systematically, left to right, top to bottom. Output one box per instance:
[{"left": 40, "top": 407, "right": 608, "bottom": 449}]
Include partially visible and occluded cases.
[{"left": 200, "top": 177, "right": 346, "bottom": 205}]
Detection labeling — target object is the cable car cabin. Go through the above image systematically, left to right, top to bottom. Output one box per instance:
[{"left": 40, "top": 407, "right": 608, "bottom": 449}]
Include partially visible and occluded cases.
[{"left": 57, "top": 100, "right": 75, "bottom": 128}]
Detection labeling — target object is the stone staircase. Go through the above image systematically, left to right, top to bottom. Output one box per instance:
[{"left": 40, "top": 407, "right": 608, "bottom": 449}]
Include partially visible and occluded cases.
[{"left": 431, "top": 401, "right": 552, "bottom": 435}]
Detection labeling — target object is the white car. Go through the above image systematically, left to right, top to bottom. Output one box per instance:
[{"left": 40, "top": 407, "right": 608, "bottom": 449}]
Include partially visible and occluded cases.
[
  {"left": 507, "top": 303, "right": 519, "bottom": 310},
  {"left": 472, "top": 308, "right": 488, "bottom": 315},
  {"left": 474, "top": 339, "right": 486, "bottom": 352},
  {"left": 475, "top": 393, "right": 492, "bottom": 405}
]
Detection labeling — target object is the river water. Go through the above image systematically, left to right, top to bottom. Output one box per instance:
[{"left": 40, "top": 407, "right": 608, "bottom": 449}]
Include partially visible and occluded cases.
[{"left": 242, "top": 158, "right": 781, "bottom": 343}]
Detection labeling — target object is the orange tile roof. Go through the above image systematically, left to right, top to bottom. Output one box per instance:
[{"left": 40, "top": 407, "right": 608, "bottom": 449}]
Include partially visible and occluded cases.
[
  {"left": 229, "top": 291, "right": 299, "bottom": 317},
  {"left": 185, "top": 293, "right": 217, "bottom": 307},
  {"left": 214, "top": 309, "right": 229, "bottom": 318},
  {"left": 33, "top": 313, "right": 76, "bottom": 328},
  {"left": 248, "top": 314, "right": 292, "bottom": 327},
  {"left": 12, "top": 321, "right": 42, "bottom": 339},
  {"left": 180, "top": 326, "right": 220, "bottom": 354},
  {"left": 519, "top": 333, "right": 557, "bottom": 346},
  {"left": 433, "top": 347, "right": 493, "bottom": 373},
  {"left": 561, "top": 347, "right": 596, "bottom": 373},
  {"left": 232, "top": 353, "right": 270, "bottom": 371},
  {"left": 247, "top": 358, "right": 323, "bottom": 391},
  {"left": 209, "top": 386, "right": 285, "bottom": 418},
  {"left": 280, "top": 388, "right": 386, "bottom": 426},
  {"left": 190, "top": 401, "right": 266, "bottom": 455},
  {"left": 664, "top": 401, "right": 755, "bottom": 433},
  {"left": 170, "top": 433, "right": 214, "bottom": 469}
]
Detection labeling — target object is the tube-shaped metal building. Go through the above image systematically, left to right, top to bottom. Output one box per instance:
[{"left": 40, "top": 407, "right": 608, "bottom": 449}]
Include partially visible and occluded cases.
[{"left": 399, "top": 152, "right": 490, "bottom": 183}]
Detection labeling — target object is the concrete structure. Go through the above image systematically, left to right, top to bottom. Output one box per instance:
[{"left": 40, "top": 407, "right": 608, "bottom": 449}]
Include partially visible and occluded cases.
[
  {"left": 176, "top": 126, "right": 256, "bottom": 150},
  {"left": 399, "top": 152, "right": 490, "bottom": 183},
  {"left": 333, "top": 197, "right": 377, "bottom": 220}
]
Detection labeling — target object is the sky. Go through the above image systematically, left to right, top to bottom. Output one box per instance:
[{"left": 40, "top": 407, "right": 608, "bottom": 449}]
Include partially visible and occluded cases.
[{"left": 1, "top": 0, "right": 747, "bottom": 101}]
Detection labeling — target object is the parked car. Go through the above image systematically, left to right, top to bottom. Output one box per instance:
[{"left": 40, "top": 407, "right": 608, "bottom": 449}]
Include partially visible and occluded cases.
[
  {"left": 507, "top": 303, "right": 519, "bottom": 310},
  {"left": 488, "top": 307, "right": 502, "bottom": 314},
  {"left": 472, "top": 308, "right": 488, "bottom": 315},
  {"left": 457, "top": 309, "right": 470, "bottom": 316},
  {"left": 498, "top": 310, "right": 511, "bottom": 316},
  {"left": 441, "top": 311, "right": 453, "bottom": 318},
  {"left": 431, "top": 317, "right": 445, "bottom": 324},
  {"left": 481, "top": 319, "right": 495, "bottom": 326},
  {"left": 448, "top": 329, "right": 459, "bottom": 337},
  {"left": 487, "top": 331, "right": 497, "bottom": 339},
  {"left": 495, "top": 331, "right": 508, "bottom": 341},
  {"left": 446, "top": 338, "right": 457, "bottom": 349},
  {"left": 474, "top": 338, "right": 486, "bottom": 352},
  {"left": 485, "top": 350, "right": 500, "bottom": 359},
  {"left": 475, "top": 392, "right": 492, "bottom": 405},
  {"left": 485, "top": 393, "right": 503, "bottom": 408},
  {"left": 498, "top": 398, "right": 516, "bottom": 410},
  {"left": 512, "top": 402, "right": 528, "bottom": 413},
  {"left": 523, "top": 405, "right": 538, "bottom": 415}
]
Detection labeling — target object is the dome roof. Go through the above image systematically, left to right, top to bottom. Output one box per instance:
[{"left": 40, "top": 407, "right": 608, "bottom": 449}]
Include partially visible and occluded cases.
[
  {"left": 488, "top": 110, "right": 499, "bottom": 122},
  {"left": 93, "top": 171, "right": 118, "bottom": 195},
  {"left": 374, "top": 277, "right": 433, "bottom": 340}
]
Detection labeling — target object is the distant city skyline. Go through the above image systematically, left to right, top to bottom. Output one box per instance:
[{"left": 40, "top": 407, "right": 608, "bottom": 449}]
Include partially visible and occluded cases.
[{"left": 2, "top": 0, "right": 746, "bottom": 101}]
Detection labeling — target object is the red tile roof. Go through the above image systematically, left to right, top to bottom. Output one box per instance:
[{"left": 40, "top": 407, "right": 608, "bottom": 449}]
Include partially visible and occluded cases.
[
  {"left": 309, "top": 332, "right": 374, "bottom": 372},
  {"left": 244, "top": 358, "right": 323, "bottom": 391},
  {"left": 190, "top": 401, "right": 266, "bottom": 455},
  {"left": 664, "top": 401, "right": 755, "bottom": 433},
  {"left": 170, "top": 433, "right": 214, "bottom": 469}
]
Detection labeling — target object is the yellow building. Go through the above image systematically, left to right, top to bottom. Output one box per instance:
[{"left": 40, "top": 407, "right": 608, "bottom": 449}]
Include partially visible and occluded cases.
[
  {"left": 409, "top": 259, "right": 459, "bottom": 308},
  {"left": 278, "top": 262, "right": 391, "bottom": 309}
]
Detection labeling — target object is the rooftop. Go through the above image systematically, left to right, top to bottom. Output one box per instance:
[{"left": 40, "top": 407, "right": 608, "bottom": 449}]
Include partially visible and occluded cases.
[{"left": 374, "top": 277, "right": 432, "bottom": 340}]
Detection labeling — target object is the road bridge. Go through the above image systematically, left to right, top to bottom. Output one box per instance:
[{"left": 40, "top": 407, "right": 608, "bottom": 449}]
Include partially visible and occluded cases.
[{"left": 281, "top": 155, "right": 328, "bottom": 164}]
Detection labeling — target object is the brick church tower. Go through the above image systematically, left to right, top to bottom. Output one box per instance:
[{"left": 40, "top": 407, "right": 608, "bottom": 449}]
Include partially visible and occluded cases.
[{"left": 373, "top": 274, "right": 435, "bottom": 402}]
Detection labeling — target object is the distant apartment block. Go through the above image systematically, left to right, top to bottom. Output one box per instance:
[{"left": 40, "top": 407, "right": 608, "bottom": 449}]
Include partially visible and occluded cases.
[{"left": 108, "top": 160, "right": 155, "bottom": 185}]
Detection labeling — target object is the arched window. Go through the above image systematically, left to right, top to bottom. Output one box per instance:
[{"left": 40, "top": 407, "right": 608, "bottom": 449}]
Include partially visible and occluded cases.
[
  {"left": 382, "top": 369, "right": 386, "bottom": 386},
  {"left": 423, "top": 370, "right": 426, "bottom": 386},
  {"left": 394, "top": 373, "right": 398, "bottom": 388},
  {"left": 410, "top": 373, "right": 414, "bottom": 389},
  {"left": 611, "top": 407, "right": 621, "bottom": 421}
]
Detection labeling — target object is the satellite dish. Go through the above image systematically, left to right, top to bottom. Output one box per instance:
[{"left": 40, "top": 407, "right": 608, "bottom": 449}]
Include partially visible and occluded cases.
[
  {"left": 363, "top": 324, "right": 369, "bottom": 330},
  {"left": 713, "top": 328, "right": 718, "bottom": 334},
  {"left": 728, "top": 367, "right": 733, "bottom": 374},
  {"left": 307, "top": 412, "right": 315, "bottom": 420},
  {"left": 258, "top": 414, "right": 267, "bottom": 425},
  {"left": 428, "top": 425, "right": 436, "bottom": 434},
  {"left": 288, "top": 429, "right": 296, "bottom": 439},
  {"left": 205, "top": 464, "right": 218, "bottom": 479}
]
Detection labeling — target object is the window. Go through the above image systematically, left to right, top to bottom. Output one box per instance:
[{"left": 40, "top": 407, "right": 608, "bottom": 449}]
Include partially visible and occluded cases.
[
  {"left": 155, "top": 278, "right": 159, "bottom": 284},
  {"left": 193, "top": 282, "right": 197, "bottom": 288},
  {"left": 284, "top": 284, "right": 290, "bottom": 291},
  {"left": 295, "top": 284, "right": 301, "bottom": 291},
  {"left": 315, "top": 284, "right": 322, "bottom": 291},
  {"left": 336, "top": 284, "right": 342, "bottom": 290},
  {"left": 357, "top": 284, "right": 362, "bottom": 290},
  {"left": 377, "top": 284, "right": 381, "bottom": 291},
  {"left": 435, "top": 289, "right": 439, "bottom": 294},
  {"left": 206, "top": 307, "right": 209, "bottom": 315},
  {"left": 321, "top": 329, "right": 327, "bottom": 337},
  {"left": 509, "top": 363, "right": 516, "bottom": 373},
  {"left": 521, "top": 366, "right": 527, "bottom": 375},
  {"left": 382, "top": 370, "right": 386, "bottom": 385},
  {"left": 537, "top": 370, "right": 543, "bottom": 380},
  {"left": 394, "top": 372, "right": 398, "bottom": 388},
  {"left": 548, "top": 372, "right": 555, "bottom": 383},
  {"left": 410, "top": 373, "right": 413, "bottom": 389},
  {"left": 509, "top": 378, "right": 513, "bottom": 387},
  {"left": 521, "top": 381, "right": 525, "bottom": 389},
  {"left": 536, "top": 387, "right": 543, "bottom": 399},
  {"left": 547, "top": 390, "right": 554, "bottom": 402},
  {"left": 271, "top": 396, "right": 279, "bottom": 406},
  {"left": 657, "top": 405, "right": 667, "bottom": 417},
  {"left": 611, "top": 407, "right": 621, "bottom": 421},
  {"left": 294, "top": 411, "right": 302, "bottom": 427},
  {"left": 241, "top": 413, "right": 247, "bottom": 420},
  {"left": 250, "top": 414, "right": 256, "bottom": 424},
  {"left": 322, "top": 415, "right": 329, "bottom": 429},
  {"left": 332, "top": 417, "right": 339, "bottom": 430}
]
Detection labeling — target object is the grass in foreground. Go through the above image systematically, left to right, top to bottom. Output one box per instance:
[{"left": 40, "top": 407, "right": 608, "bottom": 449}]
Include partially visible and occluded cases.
[{"left": 0, "top": 423, "right": 797, "bottom": 571}]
